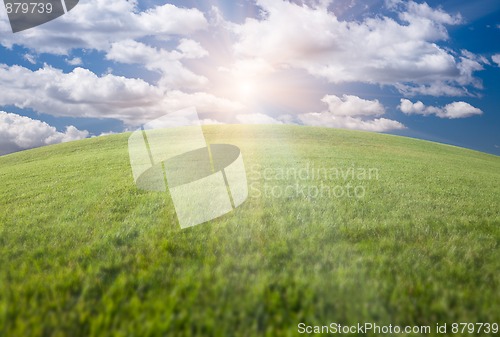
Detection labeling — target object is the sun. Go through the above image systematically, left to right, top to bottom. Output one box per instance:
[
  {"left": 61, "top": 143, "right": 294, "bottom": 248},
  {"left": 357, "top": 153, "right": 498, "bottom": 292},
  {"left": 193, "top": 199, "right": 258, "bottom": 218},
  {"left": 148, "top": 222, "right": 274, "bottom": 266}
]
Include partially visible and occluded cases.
[{"left": 237, "top": 80, "right": 256, "bottom": 99}]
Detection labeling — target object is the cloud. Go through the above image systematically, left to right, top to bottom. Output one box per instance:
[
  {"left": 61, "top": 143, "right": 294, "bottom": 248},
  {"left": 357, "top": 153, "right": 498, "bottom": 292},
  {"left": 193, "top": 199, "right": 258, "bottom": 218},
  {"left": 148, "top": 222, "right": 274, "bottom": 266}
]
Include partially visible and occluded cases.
[
  {"left": 0, "top": 0, "right": 208, "bottom": 54},
  {"left": 231, "top": 0, "right": 482, "bottom": 96},
  {"left": 0, "top": 1, "right": 215, "bottom": 105},
  {"left": 0, "top": 1, "right": 213, "bottom": 98},
  {"left": 399, "top": 1, "right": 462, "bottom": 25},
  {"left": 106, "top": 39, "right": 208, "bottom": 89},
  {"left": 176, "top": 39, "right": 210, "bottom": 59},
  {"left": 23, "top": 54, "right": 37, "bottom": 64},
  {"left": 492, "top": 54, "right": 500, "bottom": 67},
  {"left": 65, "top": 57, "right": 82, "bottom": 66},
  {"left": 217, "top": 58, "right": 275, "bottom": 79},
  {"left": 0, "top": 64, "right": 244, "bottom": 126},
  {"left": 395, "top": 82, "right": 471, "bottom": 97},
  {"left": 163, "top": 90, "right": 245, "bottom": 120},
  {"left": 299, "top": 94, "right": 405, "bottom": 132},
  {"left": 320, "top": 95, "right": 385, "bottom": 117},
  {"left": 399, "top": 99, "right": 482, "bottom": 118},
  {"left": 399, "top": 99, "right": 440, "bottom": 116},
  {"left": 439, "top": 102, "right": 483, "bottom": 119},
  {"left": 0, "top": 111, "right": 88, "bottom": 155},
  {"left": 235, "top": 113, "right": 283, "bottom": 124},
  {"left": 299, "top": 113, "right": 405, "bottom": 132},
  {"left": 95, "top": 131, "right": 117, "bottom": 137}
]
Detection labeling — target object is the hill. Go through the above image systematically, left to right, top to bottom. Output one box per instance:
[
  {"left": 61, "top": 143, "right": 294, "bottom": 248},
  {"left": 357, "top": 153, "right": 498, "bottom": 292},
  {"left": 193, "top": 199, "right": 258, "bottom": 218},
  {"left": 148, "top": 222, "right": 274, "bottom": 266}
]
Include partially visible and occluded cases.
[{"left": 1, "top": 125, "right": 499, "bottom": 336}]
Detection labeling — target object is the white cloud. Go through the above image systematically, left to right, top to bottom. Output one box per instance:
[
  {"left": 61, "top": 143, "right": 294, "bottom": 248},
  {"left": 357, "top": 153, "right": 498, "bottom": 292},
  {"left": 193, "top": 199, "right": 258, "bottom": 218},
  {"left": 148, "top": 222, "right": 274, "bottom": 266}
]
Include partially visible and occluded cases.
[
  {"left": 0, "top": 0, "right": 208, "bottom": 54},
  {"left": 231, "top": 0, "right": 481, "bottom": 96},
  {"left": 385, "top": 0, "right": 401, "bottom": 9},
  {"left": 0, "top": 1, "right": 212, "bottom": 93},
  {"left": 400, "top": 1, "right": 462, "bottom": 25},
  {"left": 137, "top": 3, "right": 208, "bottom": 36},
  {"left": 106, "top": 39, "right": 208, "bottom": 89},
  {"left": 176, "top": 39, "right": 209, "bottom": 59},
  {"left": 106, "top": 40, "right": 163, "bottom": 64},
  {"left": 461, "top": 50, "right": 489, "bottom": 65},
  {"left": 23, "top": 54, "right": 37, "bottom": 64},
  {"left": 492, "top": 54, "right": 500, "bottom": 67},
  {"left": 65, "top": 57, "right": 82, "bottom": 66},
  {"left": 218, "top": 58, "right": 275, "bottom": 76},
  {"left": 0, "top": 64, "right": 244, "bottom": 126},
  {"left": 395, "top": 82, "right": 470, "bottom": 97},
  {"left": 163, "top": 90, "right": 245, "bottom": 120},
  {"left": 299, "top": 95, "right": 405, "bottom": 132},
  {"left": 320, "top": 95, "right": 385, "bottom": 117},
  {"left": 399, "top": 99, "right": 482, "bottom": 118},
  {"left": 399, "top": 99, "right": 440, "bottom": 116},
  {"left": 441, "top": 101, "right": 483, "bottom": 119},
  {"left": 0, "top": 111, "right": 88, "bottom": 155},
  {"left": 235, "top": 113, "right": 283, "bottom": 124},
  {"left": 299, "top": 113, "right": 405, "bottom": 132},
  {"left": 95, "top": 131, "right": 117, "bottom": 137}
]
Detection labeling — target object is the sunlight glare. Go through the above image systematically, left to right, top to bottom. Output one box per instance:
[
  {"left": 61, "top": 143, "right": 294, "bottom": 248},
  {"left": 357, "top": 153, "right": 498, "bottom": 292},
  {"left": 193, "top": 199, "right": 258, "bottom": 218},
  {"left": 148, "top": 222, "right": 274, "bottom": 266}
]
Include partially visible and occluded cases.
[{"left": 238, "top": 80, "right": 256, "bottom": 98}]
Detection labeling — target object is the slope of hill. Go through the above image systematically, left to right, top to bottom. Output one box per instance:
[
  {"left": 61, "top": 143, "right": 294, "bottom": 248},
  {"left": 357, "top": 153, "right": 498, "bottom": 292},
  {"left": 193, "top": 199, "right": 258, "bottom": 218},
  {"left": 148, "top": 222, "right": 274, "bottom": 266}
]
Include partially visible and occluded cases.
[{"left": 1, "top": 125, "right": 499, "bottom": 336}]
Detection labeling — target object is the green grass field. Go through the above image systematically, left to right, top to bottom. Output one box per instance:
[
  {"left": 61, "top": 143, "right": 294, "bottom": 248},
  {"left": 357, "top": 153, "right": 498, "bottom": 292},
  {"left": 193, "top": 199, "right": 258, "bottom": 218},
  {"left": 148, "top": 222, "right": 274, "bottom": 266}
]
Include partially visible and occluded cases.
[{"left": 1, "top": 125, "right": 499, "bottom": 336}]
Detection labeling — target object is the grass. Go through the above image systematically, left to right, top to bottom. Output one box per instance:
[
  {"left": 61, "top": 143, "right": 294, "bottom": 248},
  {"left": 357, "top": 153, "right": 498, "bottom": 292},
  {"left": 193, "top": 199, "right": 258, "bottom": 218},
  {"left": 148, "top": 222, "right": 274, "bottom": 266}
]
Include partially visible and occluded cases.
[{"left": 0, "top": 125, "right": 499, "bottom": 336}]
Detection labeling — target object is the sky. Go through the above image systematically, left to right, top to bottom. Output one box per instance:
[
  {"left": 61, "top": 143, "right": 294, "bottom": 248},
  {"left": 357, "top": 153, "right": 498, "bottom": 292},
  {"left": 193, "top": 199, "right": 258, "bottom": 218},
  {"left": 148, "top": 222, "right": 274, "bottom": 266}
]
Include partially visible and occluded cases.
[{"left": 0, "top": 0, "right": 499, "bottom": 156}]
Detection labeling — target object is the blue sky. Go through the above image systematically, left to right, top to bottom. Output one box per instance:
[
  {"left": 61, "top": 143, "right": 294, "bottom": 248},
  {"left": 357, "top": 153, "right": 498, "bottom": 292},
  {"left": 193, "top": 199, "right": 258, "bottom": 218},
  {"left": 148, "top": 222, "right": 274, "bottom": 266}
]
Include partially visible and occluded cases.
[{"left": 0, "top": 0, "right": 499, "bottom": 155}]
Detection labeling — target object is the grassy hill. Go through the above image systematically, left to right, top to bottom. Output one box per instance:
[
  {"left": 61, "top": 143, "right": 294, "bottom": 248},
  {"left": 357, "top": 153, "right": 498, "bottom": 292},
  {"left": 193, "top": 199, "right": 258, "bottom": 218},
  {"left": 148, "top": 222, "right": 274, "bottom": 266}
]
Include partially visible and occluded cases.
[{"left": 1, "top": 125, "right": 499, "bottom": 336}]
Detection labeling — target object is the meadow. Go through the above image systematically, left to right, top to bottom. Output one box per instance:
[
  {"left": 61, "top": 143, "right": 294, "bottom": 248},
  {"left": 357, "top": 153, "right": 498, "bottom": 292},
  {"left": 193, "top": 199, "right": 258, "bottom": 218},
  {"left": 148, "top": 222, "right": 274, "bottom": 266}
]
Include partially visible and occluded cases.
[{"left": 0, "top": 125, "right": 499, "bottom": 336}]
